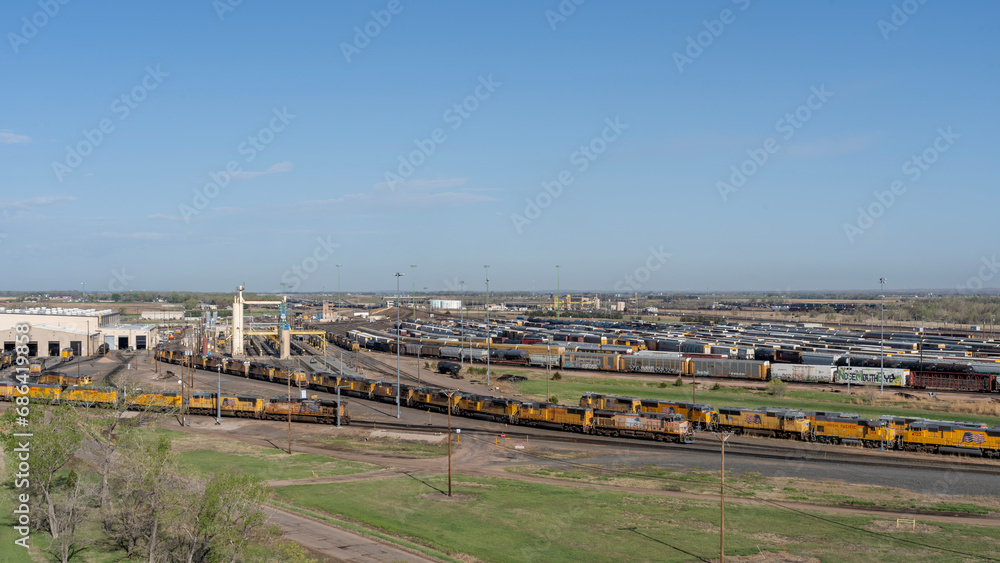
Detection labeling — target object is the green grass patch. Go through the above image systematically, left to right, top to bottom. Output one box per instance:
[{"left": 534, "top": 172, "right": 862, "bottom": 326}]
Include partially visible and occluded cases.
[
  {"left": 178, "top": 449, "right": 375, "bottom": 481},
  {"left": 274, "top": 474, "right": 1000, "bottom": 563}
]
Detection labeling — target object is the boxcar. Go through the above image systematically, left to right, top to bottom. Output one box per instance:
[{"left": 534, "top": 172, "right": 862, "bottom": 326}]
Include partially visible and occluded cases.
[
  {"left": 562, "top": 352, "right": 619, "bottom": 371},
  {"left": 622, "top": 354, "right": 685, "bottom": 375},
  {"left": 688, "top": 359, "right": 768, "bottom": 380},
  {"left": 769, "top": 364, "right": 835, "bottom": 383},
  {"left": 833, "top": 367, "right": 908, "bottom": 387},
  {"left": 908, "top": 370, "right": 994, "bottom": 392}
]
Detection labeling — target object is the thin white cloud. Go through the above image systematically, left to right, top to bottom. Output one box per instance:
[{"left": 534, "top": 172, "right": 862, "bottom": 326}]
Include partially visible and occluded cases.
[
  {"left": 0, "top": 130, "right": 30, "bottom": 144},
  {"left": 232, "top": 161, "right": 293, "bottom": 180},
  {"left": 308, "top": 177, "right": 500, "bottom": 209},
  {"left": 0, "top": 195, "right": 77, "bottom": 211},
  {"left": 148, "top": 213, "right": 183, "bottom": 222},
  {"left": 97, "top": 232, "right": 172, "bottom": 240}
]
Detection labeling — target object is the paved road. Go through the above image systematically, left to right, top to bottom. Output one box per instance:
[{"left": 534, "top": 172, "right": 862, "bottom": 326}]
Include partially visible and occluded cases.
[{"left": 266, "top": 506, "right": 440, "bottom": 563}]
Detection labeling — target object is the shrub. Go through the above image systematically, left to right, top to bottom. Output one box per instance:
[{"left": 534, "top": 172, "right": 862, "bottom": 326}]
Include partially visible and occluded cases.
[
  {"left": 551, "top": 372, "right": 562, "bottom": 381},
  {"left": 673, "top": 376, "right": 684, "bottom": 387},
  {"left": 766, "top": 379, "right": 789, "bottom": 397},
  {"left": 658, "top": 382, "right": 668, "bottom": 388},
  {"left": 711, "top": 383, "right": 722, "bottom": 391},
  {"left": 548, "top": 395, "right": 558, "bottom": 403}
]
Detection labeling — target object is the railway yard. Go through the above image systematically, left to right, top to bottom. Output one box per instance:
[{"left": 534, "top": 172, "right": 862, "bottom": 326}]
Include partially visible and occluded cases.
[{"left": 6, "top": 310, "right": 1000, "bottom": 561}]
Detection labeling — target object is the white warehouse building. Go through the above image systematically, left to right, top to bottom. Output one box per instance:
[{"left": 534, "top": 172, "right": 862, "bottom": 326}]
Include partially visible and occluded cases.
[
  {"left": 429, "top": 299, "right": 462, "bottom": 310},
  {"left": 0, "top": 307, "right": 159, "bottom": 357}
]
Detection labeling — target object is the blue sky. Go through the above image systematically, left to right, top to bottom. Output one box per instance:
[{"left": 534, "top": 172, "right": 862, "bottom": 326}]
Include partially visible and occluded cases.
[{"left": 1, "top": 0, "right": 997, "bottom": 294}]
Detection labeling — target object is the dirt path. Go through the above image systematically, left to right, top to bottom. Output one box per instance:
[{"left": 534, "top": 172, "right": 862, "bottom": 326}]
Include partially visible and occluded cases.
[{"left": 266, "top": 505, "right": 439, "bottom": 563}]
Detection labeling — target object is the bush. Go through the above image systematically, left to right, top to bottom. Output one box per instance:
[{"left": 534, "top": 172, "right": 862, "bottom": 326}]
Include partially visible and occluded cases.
[
  {"left": 424, "top": 362, "right": 431, "bottom": 369},
  {"left": 551, "top": 372, "right": 562, "bottom": 381},
  {"left": 673, "top": 376, "right": 684, "bottom": 387},
  {"left": 766, "top": 379, "right": 789, "bottom": 397},
  {"left": 658, "top": 382, "right": 668, "bottom": 388},
  {"left": 711, "top": 383, "right": 722, "bottom": 391},
  {"left": 548, "top": 395, "right": 558, "bottom": 403}
]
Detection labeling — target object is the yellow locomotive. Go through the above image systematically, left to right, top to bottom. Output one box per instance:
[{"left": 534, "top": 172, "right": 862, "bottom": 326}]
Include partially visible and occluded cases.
[
  {"left": 717, "top": 407, "right": 810, "bottom": 439},
  {"left": 903, "top": 422, "right": 1000, "bottom": 458}
]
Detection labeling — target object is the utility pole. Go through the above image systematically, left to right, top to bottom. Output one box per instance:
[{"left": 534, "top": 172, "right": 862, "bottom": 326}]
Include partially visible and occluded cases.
[
  {"left": 336, "top": 264, "right": 342, "bottom": 322},
  {"left": 411, "top": 264, "right": 417, "bottom": 319},
  {"left": 484, "top": 265, "right": 490, "bottom": 387},
  {"left": 394, "top": 272, "right": 404, "bottom": 418},
  {"left": 880, "top": 277, "right": 886, "bottom": 395},
  {"left": 459, "top": 281, "right": 466, "bottom": 368},
  {"left": 81, "top": 282, "right": 86, "bottom": 305},
  {"left": 546, "top": 344, "right": 550, "bottom": 401},
  {"left": 287, "top": 360, "right": 292, "bottom": 455},
  {"left": 216, "top": 364, "right": 222, "bottom": 425},
  {"left": 337, "top": 385, "right": 347, "bottom": 428},
  {"left": 445, "top": 390, "right": 455, "bottom": 496},
  {"left": 713, "top": 432, "right": 732, "bottom": 562}
]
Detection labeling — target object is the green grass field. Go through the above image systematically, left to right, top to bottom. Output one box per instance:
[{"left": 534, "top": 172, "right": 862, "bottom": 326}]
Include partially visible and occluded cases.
[
  {"left": 509, "top": 373, "right": 1000, "bottom": 426},
  {"left": 178, "top": 449, "right": 376, "bottom": 481},
  {"left": 0, "top": 463, "right": 36, "bottom": 563},
  {"left": 274, "top": 474, "right": 1000, "bottom": 563}
]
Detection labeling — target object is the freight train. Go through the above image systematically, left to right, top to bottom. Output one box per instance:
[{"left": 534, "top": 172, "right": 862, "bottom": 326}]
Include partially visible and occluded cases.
[
  {"left": 338, "top": 327, "right": 1000, "bottom": 393},
  {"left": 153, "top": 347, "right": 1000, "bottom": 458},
  {"left": 154, "top": 348, "right": 693, "bottom": 443},
  {"left": 0, "top": 381, "right": 349, "bottom": 425}
]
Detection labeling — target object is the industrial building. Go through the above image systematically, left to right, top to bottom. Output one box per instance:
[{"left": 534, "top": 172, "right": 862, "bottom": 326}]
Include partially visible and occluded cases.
[
  {"left": 429, "top": 299, "right": 462, "bottom": 310},
  {"left": 0, "top": 307, "right": 159, "bottom": 357},
  {"left": 140, "top": 310, "right": 184, "bottom": 321}
]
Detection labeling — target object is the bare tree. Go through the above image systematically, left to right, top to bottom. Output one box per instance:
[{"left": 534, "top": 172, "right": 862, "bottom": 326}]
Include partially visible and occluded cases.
[
  {"left": 104, "top": 433, "right": 180, "bottom": 560},
  {"left": 52, "top": 469, "right": 95, "bottom": 563}
]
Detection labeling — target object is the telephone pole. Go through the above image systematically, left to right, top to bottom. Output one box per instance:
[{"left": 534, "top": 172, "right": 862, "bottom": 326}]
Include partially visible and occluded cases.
[
  {"left": 411, "top": 264, "right": 417, "bottom": 319},
  {"left": 484, "top": 265, "right": 491, "bottom": 387},
  {"left": 394, "top": 272, "right": 404, "bottom": 418},
  {"left": 880, "top": 277, "right": 886, "bottom": 395},
  {"left": 445, "top": 390, "right": 456, "bottom": 496},
  {"left": 713, "top": 432, "right": 732, "bottom": 562}
]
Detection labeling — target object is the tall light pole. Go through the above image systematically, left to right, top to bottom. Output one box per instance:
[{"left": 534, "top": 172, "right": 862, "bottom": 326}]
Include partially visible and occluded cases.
[
  {"left": 336, "top": 264, "right": 342, "bottom": 322},
  {"left": 411, "top": 264, "right": 417, "bottom": 319},
  {"left": 484, "top": 265, "right": 490, "bottom": 387},
  {"left": 555, "top": 265, "right": 561, "bottom": 319},
  {"left": 394, "top": 272, "right": 404, "bottom": 418},
  {"left": 880, "top": 277, "right": 886, "bottom": 395},
  {"left": 459, "top": 281, "right": 466, "bottom": 368},
  {"left": 81, "top": 282, "right": 86, "bottom": 305},
  {"left": 546, "top": 343, "right": 550, "bottom": 401},
  {"left": 287, "top": 362, "right": 292, "bottom": 455},
  {"left": 216, "top": 364, "right": 222, "bottom": 425},
  {"left": 445, "top": 390, "right": 456, "bottom": 497},
  {"left": 713, "top": 432, "right": 733, "bottom": 562}
]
